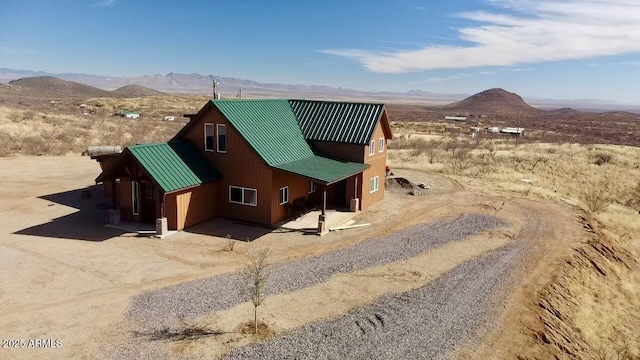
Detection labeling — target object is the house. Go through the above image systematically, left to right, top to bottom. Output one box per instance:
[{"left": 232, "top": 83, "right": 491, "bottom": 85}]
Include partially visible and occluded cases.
[
  {"left": 94, "top": 99, "right": 392, "bottom": 233},
  {"left": 117, "top": 110, "right": 140, "bottom": 119},
  {"left": 445, "top": 116, "right": 468, "bottom": 121},
  {"left": 500, "top": 127, "right": 525, "bottom": 136}
]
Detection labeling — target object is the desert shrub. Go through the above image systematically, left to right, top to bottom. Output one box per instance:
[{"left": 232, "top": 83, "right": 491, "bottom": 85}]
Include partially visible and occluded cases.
[
  {"left": 8, "top": 110, "right": 21, "bottom": 122},
  {"left": 23, "top": 111, "right": 35, "bottom": 120},
  {"left": 0, "top": 132, "right": 13, "bottom": 156},
  {"left": 447, "top": 149, "right": 475, "bottom": 175},
  {"left": 593, "top": 152, "right": 614, "bottom": 166},
  {"left": 625, "top": 182, "right": 640, "bottom": 208},
  {"left": 581, "top": 187, "right": 611, "bottom": 213}
]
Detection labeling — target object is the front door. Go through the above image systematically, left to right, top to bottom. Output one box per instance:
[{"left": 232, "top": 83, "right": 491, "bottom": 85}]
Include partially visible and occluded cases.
[{"left": 140, "top": 183, "right": 156, "bottom": 223}]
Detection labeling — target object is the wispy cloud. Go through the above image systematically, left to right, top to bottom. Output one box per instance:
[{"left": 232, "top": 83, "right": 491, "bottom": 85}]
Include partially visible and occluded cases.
[
  {"left": 92, "top": 0, "right": 115, "bottom": 7},
  {"left": 320, "top": 0, "right": 640, "bottom": 73},
  {"left": 416, "top": 6, "right": 426, "bottom": 11},
  {"left": 427, "top": 73, "right": 473, "bottom": 83}
]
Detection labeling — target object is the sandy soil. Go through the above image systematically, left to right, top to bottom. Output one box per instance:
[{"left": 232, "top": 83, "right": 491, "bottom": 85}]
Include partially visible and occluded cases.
[{"left": 0, "top": 156, "right": 586, "bottom": 359}]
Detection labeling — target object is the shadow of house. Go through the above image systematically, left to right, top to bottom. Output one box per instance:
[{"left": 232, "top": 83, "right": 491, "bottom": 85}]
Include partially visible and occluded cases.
[{"left": 13, "top": 186, "right": 125, "bottom": 242}]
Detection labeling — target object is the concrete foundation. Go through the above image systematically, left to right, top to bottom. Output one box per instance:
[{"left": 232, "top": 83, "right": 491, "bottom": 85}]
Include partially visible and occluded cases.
[
  {"left": 350, "top": 198, "right": 360, "bottom": 212},
  {"left": 108, "top": 209, "right": 120, "bottom": 225},
  {"left": 317, "top": 214, "right": 327, "bottom": 235},
  {"left": 156, "top": 217, "right": 168, "bottom": 237}
]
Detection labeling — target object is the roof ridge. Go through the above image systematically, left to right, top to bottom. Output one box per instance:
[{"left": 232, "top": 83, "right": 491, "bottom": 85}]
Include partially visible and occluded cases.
[
  {"left": 211, "top": 98, "right": 288, "bottom": 103},
  {"left": 289, "top": 99, "right": 385, "bottom": 106},
  {"left": 128, "top": 142, "right": 167, "bottom": 148}
]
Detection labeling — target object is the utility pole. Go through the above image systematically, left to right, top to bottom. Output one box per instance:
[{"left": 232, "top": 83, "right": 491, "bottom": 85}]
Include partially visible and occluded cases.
[
  {"left": 212, "top": 78, "right": 220, "bottom": 99},
  {"left": 516, "top": 111, "right": 521, "bottom": 146}
]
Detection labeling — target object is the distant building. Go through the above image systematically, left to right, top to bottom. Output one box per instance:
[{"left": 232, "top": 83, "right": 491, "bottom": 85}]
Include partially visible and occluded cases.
[
  {"left": 117, "top": 110, "right": 140, "bottom": 119},
  {"left": 163, "top": 116, "right": 175, "bottom": 121},
  {"left": 445, "top": 116, "right": 467, "bottom": 121},
  {"left": 487, "top": 127, "right": 500, "bottom": 133},
  {"left": 500, "top": 127, "right": 525, "bottom": 136}
]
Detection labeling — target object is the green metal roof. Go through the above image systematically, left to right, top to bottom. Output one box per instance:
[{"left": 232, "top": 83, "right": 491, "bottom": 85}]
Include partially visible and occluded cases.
[
  {"left": 212, "top": 99, "right": 313, "bottom": 166},
  {"left": 289, "top": 100, "right": 384, "bottom": 145},
  {"left": 127, "top": 141, "right": 220, "bottom": 193},
  {"left": 273, "top": 155, "right": 369, "bottom": 184}
]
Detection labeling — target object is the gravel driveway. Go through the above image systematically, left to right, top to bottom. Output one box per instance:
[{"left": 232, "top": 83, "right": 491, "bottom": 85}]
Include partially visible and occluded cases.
[
  {"left": 223, "top": 211, "right": 545, "bottom": 359},
  {"left": 129, "top": 213, "right": 505, "bottom": 330}
]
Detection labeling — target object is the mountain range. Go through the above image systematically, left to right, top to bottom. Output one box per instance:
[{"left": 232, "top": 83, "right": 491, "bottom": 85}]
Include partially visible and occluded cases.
[{"left": 1, "top": 68, "right": 638, "bottom": 112}]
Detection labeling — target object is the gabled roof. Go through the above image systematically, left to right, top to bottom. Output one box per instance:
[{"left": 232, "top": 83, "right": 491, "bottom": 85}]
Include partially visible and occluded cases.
[
  {"left": 213, "top": 99, "right": 314, "bottom": 166},
  {"left": 289, "top": 99, "right": 386, "bottom": 144},
  {"left": 96, "top": 140, "right": 221, "bottom": 193},
  {"left": 273, "top": 155, "right": 369, "bottom": 184}
]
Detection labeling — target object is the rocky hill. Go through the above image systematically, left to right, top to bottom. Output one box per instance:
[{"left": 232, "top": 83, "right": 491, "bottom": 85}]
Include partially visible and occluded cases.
[
  {"left": 8, "top": 76, "right": 113, "bottom": 98},
  {"left": 111, "top": 84, "right": 167, "bottom": 97},
  {"left": 445, "top": 88, "right": 538, "bottom": 113}
]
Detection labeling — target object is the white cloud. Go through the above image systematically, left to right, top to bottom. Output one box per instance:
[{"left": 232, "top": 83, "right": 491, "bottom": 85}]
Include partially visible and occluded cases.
[
  {"left": 92, "top": 0, "right": 115, "bottom": 7},
  {"left": 320, "top": 0, "right": 640, "bottom": 73},
  {"left": 427, "top": 73, "right": 473, "bottom": 83}
]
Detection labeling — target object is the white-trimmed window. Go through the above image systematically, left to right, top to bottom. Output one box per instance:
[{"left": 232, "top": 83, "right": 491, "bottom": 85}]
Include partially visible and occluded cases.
[
  {"left": 204, "top": 123, "right": 215, "bottom": 151},
  {"left": 217, "top": 124, "right": 227, "bottom": 152},
  {"left": 379, "top": 138, "right": 385, "bottom": 152},
  {"left": 369, "top": 139, "right": 375, "bottom": 156},
  {"left": 370, "top": 176, "right": 379, "bottom": 193},
  {"left": 132, "top": 181, "right": 140, "bottom": 215},
  {"left": 309, "top": 181, "right": 316, "bottom": 193},
  {"left": 229, "top": 186, "right": 257, "bottom": 206},
  {"left": 279, "top": 186, "right": 289, "bottom": 205}
]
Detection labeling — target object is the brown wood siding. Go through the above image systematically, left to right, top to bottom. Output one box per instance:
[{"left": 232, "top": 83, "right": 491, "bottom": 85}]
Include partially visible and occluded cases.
[
  {"left": 180, "top": 106, "right": 273, "bottom": 225},
  {"left": 361, "top": 122, "right": 388, "bottom": 210},
  {"left": 311, "top": 141, "right": 364, "bottom": 163},
  {"left": 271, "top": 170, "right": 312, "bottom": 224},
  {"left": 119, "top": 178, "right": 134, "bottom": 221},
  {"left": 165, "top": 182, "right": 218, "bottom": 230}
]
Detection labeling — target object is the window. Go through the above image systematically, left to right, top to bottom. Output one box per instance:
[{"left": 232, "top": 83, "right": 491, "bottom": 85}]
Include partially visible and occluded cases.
[
  {"left": 204, "top": 123, "right": 215, "bottom": 151},
  {"left": 217, "top": 124, "right": 227, "bottom": 152},
  {"left": 379, "top": 138, "right": 384, "bottom": 152},
  {"left": 369, "top": 140, "right": 375, "bottom": 156},
  {"left": 370, "top": 176, "right": 379, "bottom": 193},
  {"left": 132, "top": 181, "right": 140, "bottom": 215},
  {"left": 309, "top": 181, "right": 316, "bottom": 193},
  {"left": 229, "top": 186, "right": 257, "bottom": 206},
  {"left": 279, "top": 186, "right": 289, "bottom": 205}
]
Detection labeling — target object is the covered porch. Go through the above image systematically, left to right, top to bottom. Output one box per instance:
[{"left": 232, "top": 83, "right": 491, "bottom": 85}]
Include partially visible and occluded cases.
[
  {"left": 94, "top": 141, "right": 221, "bottom": 234},
  {"left": 273, "top": 155, "right": 370, "bottom": 234}
]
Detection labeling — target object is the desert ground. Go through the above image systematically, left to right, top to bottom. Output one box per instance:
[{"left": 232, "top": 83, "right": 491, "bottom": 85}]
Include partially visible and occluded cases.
[{"left": 1, "top": 83, "right": 639, "bottom": 359}]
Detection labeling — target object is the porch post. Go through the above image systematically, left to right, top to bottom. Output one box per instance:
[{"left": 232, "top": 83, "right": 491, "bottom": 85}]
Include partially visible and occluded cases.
[
  {"left": 318, "top": 185, "right": 328, "bottom": 235},
  {"left": 322, "top": 185, "right": 327, "bottom": 216}
]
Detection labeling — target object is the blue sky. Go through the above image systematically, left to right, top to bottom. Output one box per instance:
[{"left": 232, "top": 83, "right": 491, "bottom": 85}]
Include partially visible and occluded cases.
[{"left": 1, "top": 0, "right": 639, "bottom": 103}]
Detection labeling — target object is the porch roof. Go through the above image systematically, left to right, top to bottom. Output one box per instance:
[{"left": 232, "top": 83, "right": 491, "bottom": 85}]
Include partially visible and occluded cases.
[
  {"left": 96, "top": 140, "right": 221, "bottom": 193},
  {"left": 273, "top": 155, "right": 369, "bottom": 184}
]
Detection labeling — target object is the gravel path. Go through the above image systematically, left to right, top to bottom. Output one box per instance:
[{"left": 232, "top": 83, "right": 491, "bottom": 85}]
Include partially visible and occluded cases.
[
  {"left": 224, "top": 211, "right": 545, "bottom": 359},
  {"left": 129, "top": 213, "right": 505, "bottom": 330}
]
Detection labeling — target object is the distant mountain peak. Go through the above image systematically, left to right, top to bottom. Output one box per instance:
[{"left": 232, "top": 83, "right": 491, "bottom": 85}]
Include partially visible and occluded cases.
[{"left": 445, "top": 88, "right": 536, "bottom": 112}]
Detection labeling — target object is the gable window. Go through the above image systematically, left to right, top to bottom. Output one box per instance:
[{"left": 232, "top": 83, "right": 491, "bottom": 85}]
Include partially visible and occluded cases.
[
  {"left": 204, "top": 123, "right": 215, "bottom": 151},
  {"left": 217, "top": 124, "right": 227, "bottom": 152},
  {"left": 379, "top": 138, "right": 385, "bottom": 152},
  {"left": 369, "top": 140, "right": 375, "bottom": 156},
  {"left": 370, "top": 176, "right": 379, "bottom": 193},
  {"left": 132, "top": 181, "right": 140, "bottom": 215},
  {"left": 309, "top": 181, "right": 316, "bottom": 193},
  {"left": 229, "top": 186, "right": 257, "bottom": 206},
  {"left": 279, "top": 186, "right": 289, "bottom": 205}
]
